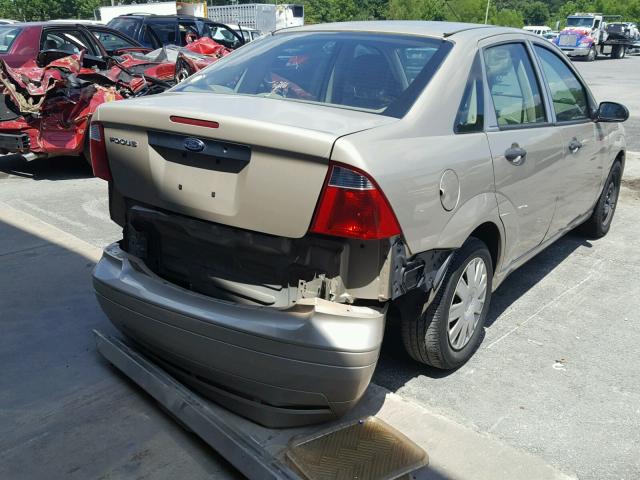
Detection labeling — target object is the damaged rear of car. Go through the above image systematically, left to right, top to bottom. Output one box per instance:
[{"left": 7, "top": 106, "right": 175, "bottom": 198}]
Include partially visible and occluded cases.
[{"left": 91, "top": 29, "right": 454, "bottom": 427}]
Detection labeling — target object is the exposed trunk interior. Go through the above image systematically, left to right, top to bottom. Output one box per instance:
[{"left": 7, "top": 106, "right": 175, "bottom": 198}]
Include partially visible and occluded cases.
[{"left": 122, "top": 205, "right": 393, "bottom": 308}]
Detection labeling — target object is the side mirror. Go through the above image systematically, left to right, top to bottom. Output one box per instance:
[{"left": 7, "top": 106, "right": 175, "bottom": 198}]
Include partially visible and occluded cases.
[{"left": 594, "top": 101, "right": 629, "bottom": 123}]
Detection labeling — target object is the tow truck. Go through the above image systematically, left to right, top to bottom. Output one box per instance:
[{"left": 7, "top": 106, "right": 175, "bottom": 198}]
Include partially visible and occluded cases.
[{"left": 554, "top": 13, "right": 637, "bottom": 61}]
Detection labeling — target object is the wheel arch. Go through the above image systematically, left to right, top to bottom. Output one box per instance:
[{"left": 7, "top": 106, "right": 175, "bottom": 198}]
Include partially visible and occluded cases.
[
  {"left": 614, "top": 149, "right": 625, "bottom": 169},
  {"left": 435, "top": 192, "right": 504, "bottom": 273},
  {"left": 468, "top": 221, "right": 501, "bottom": 273}
]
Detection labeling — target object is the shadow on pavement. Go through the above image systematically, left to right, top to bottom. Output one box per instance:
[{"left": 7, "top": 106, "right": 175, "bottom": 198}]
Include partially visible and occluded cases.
[
  {"left": 0, "top": 155, "right": 93, "bottom": 181},
  {"left": 0, "top": 215, "right": 447, "bottom": 479},
  {"left": 0, "top": 218, "right": 241, "bottom": 480},
  {"left": 374, "top": 232, "right": 591, "bottom": 388}
]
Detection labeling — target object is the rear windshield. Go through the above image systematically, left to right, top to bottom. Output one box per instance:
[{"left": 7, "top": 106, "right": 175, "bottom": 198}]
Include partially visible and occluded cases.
[
  {"left": 108, "top": 17, "right": 141, "bottom": 39},
  {"left": 0, "top": 26, "right": 22, "bottom": 53},
  {"left": 174, "top": 32, "right": 451, "bottom": 117}
]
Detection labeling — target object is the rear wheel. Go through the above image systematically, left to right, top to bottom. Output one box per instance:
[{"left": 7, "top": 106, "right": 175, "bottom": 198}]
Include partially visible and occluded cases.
[
  {"left": 612, "top": 45, "right": 626, "bottom": 59},
  {"left": 81, "top": 130, "right": 91, "bottom": 166},
  {"left": 578, "top": 161, "right": 622, "bottom": 238},
  {"left": 401, "top": 237, "right": 493, "bottom": 369}
]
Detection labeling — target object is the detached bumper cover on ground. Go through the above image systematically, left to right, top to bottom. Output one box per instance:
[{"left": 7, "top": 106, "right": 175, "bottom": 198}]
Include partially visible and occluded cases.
[{"left": 93, "top": 243, "right": 386, "bottom": 428}]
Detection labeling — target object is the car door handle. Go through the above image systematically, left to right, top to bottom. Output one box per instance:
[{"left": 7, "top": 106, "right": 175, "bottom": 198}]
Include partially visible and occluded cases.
[
  {"left": 568, "top": 138, "right": 583, "bottom": 154},
  {"left": 505, "top": 144, "right": 527, "bottom": 166}
]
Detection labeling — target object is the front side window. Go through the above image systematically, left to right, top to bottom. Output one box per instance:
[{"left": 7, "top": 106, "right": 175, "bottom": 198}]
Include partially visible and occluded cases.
[
  {"left": 178, "top": 21, "right": 198, "bottom": 46},
  {"left": 203, "top": 22, "right": 243, "bottom": 49},
  {"left": 41, "top": 30, "right": 96, "bottom": 56},
  {"left": 91, "top": 30, "right": 137, "bottom": 52},
  {"left": 174, "top": 32, "right": 451, "bottom": 117},
  {"left": 483, "top": 43, "right": 546, "bottom": 127},
  {"left": 534, "top": 46, "right": 589, "bottom": 122},
  {"left": 455, "top": 53, "right": 484, "bottom": 133}
]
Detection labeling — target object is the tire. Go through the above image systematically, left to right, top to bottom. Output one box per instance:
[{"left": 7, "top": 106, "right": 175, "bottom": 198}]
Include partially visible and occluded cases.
[
  {"left": 612, "top": 45, "right": 625, "bottom": 59},
  {"left": 586, "top": 46, "right": 597, "bottom": 62},
  {"left": 81, "top": 130, "right": 92, "bottom": 166},
  {"left": 578, "top": 161, "right": 622, "bottom": 239},
  {"left": 401, "top": 237, "right": 493, "bottom": 370}
]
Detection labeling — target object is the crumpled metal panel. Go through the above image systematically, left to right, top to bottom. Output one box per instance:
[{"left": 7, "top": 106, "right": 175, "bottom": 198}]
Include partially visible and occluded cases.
[
  {"left": 0, "top": 37, "right": 231, "bottom": 157},
  {"left": 0, "top": 51, "right": 169, "bottom": 156}
]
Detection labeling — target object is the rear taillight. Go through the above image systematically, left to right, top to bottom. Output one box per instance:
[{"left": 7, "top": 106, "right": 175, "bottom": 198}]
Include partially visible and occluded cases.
[
  {"left": 89, "top": 121, "right": 112, "bottom": 181},
  {"left": 310, "top": 163, "right": 401, "bottom": 240}
]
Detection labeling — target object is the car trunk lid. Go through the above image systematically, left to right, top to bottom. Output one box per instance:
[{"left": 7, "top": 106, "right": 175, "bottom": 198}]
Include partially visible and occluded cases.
[{"left": 95, "top": 92, "right": 396, "bottom": 238}]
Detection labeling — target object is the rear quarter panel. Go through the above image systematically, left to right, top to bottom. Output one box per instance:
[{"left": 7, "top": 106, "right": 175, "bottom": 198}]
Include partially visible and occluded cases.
[{"left": 331, "top": 39, "right": 502, "bottom": 259}]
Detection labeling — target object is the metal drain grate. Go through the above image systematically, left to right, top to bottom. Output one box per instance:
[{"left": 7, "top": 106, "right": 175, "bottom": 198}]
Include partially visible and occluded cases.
[{"left": 285, "top": 416, "right": 428, "bottom": 480}]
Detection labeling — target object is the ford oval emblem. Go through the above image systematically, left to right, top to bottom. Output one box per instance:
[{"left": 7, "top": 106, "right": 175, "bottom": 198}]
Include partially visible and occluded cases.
[{"left": 184, "top": 137, "right": 205, "bottom": 152}]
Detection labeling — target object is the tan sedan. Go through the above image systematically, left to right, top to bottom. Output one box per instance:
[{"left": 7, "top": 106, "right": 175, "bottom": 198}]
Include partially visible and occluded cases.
[{"left": 89, "top": 21, "right": 628, "bottom": 427}]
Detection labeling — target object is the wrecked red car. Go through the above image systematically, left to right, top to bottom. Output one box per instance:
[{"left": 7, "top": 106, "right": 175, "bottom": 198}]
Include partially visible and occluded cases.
[{"left": 0, "top": 22, "right": 233, "bottom": 160}]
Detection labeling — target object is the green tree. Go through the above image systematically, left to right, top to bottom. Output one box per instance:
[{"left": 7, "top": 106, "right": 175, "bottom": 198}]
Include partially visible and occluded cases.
[
  {"left": 0, "top": 0, "right": 102, "bottom": 20},
  {"left": 304, "top": 0, "right": 361, "bottom": 23},
  {"left": 357, "top": 0, "right": 389, "bottom": 20},
  {"left": 386, "top": 0, "right": 446, "bottom": 20},
  {"left": 522, "top": 1, "right": 550, "bottom": 25},
  {"left": 491, "top": 8, "right": 525, "bottom": 27}
]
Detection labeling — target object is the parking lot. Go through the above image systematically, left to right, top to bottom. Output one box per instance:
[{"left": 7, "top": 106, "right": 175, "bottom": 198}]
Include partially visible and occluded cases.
[{"left": 1, "top": 54, "right": 639, "bottom": 480}]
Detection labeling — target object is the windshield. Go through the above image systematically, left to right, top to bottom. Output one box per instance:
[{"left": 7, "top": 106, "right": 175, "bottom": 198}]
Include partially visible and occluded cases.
[
  {"left": 567, "top": 17, "right": 595, "bottom": 28},
  {"left": 0, "top": 26, "right": 22, "bottom": 53},
  {"left": 173, "top": 32, "right": 451, "bottom": 117}
]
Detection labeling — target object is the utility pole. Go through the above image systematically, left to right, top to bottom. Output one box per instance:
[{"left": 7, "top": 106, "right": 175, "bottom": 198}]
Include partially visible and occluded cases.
[{"left": 484, "top": 0, "right": 490, "bottom": 24}]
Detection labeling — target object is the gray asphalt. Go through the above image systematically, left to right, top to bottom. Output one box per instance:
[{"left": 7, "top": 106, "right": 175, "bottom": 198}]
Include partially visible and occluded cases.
[{"left": 1, "top": 53, "right": 639, "bottom": 480}]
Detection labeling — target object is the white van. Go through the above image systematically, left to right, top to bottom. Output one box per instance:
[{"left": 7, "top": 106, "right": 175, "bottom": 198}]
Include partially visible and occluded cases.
[{"left": 523, "top": 25, "right": 551, "bottom": 36}]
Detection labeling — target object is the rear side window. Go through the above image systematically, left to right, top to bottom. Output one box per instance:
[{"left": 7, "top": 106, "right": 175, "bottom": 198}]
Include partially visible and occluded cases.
[
  {"left": 108, "top": 18, "right": 141, "bottom": 39},
  {"left": 0, "top": 26, "right": 22, "bottom": 53},
  {"left": 175, "top": 32, "right": 451, "bottom": 118},
  {"left": 483, "top": 43, "right": 546, "bottom": 127},
  {"left": 533, "top": 46, "right": 589, "bottom": 122},
  {"left": 455, "top": 53, "right": 484, "bottom": 133}
]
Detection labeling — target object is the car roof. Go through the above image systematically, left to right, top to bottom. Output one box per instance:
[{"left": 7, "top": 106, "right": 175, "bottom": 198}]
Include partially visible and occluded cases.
[
  {"left": 111, "top": 14, "right": 208, "bottom": 21},
  {"left": 7, "top": 21, "right": 105, "bottom": 28},
  {"left": 280, "top": 21, "right": 524, "bottom": 40}
]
